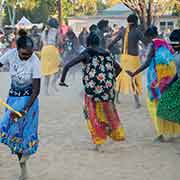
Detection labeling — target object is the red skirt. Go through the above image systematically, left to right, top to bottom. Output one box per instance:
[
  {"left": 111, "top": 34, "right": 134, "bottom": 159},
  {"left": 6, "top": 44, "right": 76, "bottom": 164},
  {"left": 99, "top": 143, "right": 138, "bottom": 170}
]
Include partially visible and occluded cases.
[{"left": 84, "top": 94, "right": 125, "bottom": 145}]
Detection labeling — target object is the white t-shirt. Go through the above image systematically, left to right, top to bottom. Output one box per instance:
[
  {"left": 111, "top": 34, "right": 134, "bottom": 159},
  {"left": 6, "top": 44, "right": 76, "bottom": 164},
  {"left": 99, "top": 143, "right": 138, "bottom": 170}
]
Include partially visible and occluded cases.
[
  {"left": 41, "top": 28, "right": 58, "bottom": 46},
  {"left": 0, "top": 49, "right": 41, "bottom": 88}
]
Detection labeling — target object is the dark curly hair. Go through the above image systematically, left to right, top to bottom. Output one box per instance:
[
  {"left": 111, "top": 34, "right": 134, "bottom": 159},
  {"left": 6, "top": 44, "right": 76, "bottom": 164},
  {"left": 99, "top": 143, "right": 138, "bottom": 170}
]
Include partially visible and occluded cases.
[
  {"left": 127, "top": 14, "right": 138, "bottom": 25},
  {"left": 97, "top": 20, "right": 109, "bottom": 31},
  {"left": 145, "top": 26, "right": 158, "bottom": 37},
  {"left": 170, "top": 29, "right": 180, "bottom": 42},
  {"left": 87, "top": 32, "right": 100, "bottom": 47},
  {"left": 17, "top": 35, "right": 33, "bottom": 50}
]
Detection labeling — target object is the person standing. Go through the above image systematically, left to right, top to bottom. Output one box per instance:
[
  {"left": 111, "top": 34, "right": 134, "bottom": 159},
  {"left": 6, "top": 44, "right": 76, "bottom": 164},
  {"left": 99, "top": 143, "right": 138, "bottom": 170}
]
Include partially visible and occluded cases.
[
  {"left": 108, "top": 14, "right": 146, "bottom": 107},
  {"left": 41, "top": 18, "right": 62, "bottom": 95},
  {"left": 97, "top": 20, "right": 110, "bottom": 49},
  {"left": 30, "top": 26, "right": 41, "bottom": 51},
  {"left": 78, "top": 27, "right": 89, "bottom": 48},
  {"left": 62, "top": 29, "right": 80, "bottom": 79},
  {"left": 0, "top": 35, "right": 41, "bottom": 180}
]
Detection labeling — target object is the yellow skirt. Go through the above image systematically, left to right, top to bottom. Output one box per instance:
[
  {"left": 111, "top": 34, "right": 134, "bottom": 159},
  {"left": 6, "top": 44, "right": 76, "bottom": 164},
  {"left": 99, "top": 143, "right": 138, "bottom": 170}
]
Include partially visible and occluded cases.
[
  {"left": 41, "top": 45, "right": 61, "bottom": 76},
  {"left": 116, "top": 54, "right": 142, "bottom": 95},
  {"left": 147, "top": 97, "right": 180, "bottom": 136}
]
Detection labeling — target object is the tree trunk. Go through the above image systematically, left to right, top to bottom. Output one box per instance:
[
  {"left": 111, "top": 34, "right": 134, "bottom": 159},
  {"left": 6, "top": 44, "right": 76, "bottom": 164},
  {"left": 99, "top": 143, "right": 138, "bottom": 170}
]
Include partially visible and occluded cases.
[
  {"left": 57, "top": 0, "right": 62, "bottom": 25},
  {"left": 147, "top": 0, "right": 153, "bottom": 27},
  {"left": 7, "top": 6, "right": 13, "bottom": 25},
  {"left": 12, "top": 6, "right": 16, "bottom": 26}
]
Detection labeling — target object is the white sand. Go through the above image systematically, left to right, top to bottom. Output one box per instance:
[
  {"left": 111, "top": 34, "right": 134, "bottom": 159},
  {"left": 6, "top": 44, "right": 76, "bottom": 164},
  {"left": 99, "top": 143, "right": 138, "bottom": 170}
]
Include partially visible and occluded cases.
[{"left": 0, "top": 72, "right": 180, "bottom": 180}]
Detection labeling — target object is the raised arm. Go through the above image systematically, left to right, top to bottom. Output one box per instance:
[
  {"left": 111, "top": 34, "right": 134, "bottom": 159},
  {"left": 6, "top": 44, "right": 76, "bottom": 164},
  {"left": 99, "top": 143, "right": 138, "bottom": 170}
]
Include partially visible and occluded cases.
[
  {"left": 108, "top": 31, "right": 123, "bottom": 50},
  {"left": 60, "top": 53, "right": 86, "bottom": 84}
]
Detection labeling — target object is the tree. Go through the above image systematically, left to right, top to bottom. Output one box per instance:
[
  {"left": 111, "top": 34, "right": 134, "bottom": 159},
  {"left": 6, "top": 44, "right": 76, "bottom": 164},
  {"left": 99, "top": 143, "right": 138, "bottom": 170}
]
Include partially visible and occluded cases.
[
  {"left": 1, "top": 0, "right": 37, "bottom": 25},
  {"left": 2, "top": 0, "right": 57, "bottom": 25},
  {"left": 62, "top": 0, "right": 74, "bottom": 18},
  {"left": 73, "top": 0, "right": 97, "bottom": 16},
  {"left": 96, "top": 0, "right": 108, "bottom": 11},
  {"left": 106, "top": 0, "right": 179, "bottom": 31},
  {"left": 172, "top": 3, "right": 180, "bottom": 16}
]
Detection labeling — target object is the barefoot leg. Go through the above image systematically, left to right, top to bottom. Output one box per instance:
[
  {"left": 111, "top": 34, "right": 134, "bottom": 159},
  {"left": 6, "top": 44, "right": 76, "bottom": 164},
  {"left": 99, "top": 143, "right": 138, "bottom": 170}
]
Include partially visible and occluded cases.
[
  {"left": 116, "top": 91, "right": 120, "bottom": 104},
  {"left": 134, "top": 94, "right": 141, "bottom": 109},
  {"left": 17, "top": 154, "right": 29, "bottom": 180}
]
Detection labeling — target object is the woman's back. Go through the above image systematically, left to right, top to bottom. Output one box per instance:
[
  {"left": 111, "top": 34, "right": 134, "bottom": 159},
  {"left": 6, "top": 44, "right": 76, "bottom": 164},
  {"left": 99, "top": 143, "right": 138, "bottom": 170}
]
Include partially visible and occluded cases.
[{"left": 41, "top": 28, "right": 58, "bottom": 46}]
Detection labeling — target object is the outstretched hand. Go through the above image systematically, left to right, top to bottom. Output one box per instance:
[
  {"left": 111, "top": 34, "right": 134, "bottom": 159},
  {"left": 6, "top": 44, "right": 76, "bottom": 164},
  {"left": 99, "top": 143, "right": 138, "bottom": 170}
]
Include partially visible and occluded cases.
[
  {"left": 126, "top": 70, "right": 134, "bottom": 77},
  {"left": 59, "top": 82, "right": 69, "bottom": 87}
]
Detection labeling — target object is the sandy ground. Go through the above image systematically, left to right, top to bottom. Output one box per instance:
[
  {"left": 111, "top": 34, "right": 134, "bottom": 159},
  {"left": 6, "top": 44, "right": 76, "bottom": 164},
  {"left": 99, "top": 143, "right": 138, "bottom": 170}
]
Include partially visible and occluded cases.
[{"left": 0, "top": 71, "right": 180, "bottom": 180}]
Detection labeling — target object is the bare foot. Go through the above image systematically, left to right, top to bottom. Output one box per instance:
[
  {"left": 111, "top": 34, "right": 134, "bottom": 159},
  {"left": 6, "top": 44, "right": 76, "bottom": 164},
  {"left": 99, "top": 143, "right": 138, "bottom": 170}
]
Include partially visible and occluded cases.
[
  {"left": 116, "top": 99, "right": 121, "bottom": 104},
  {"left": 135, "top": 103, "right": 141, "bottom": 109},
  {"left": 153, "top": 135, "right": 165, "bottom": 143},
  {"left": 94, "top": 145, "right": 104, "bottom": 153},
  {"left": 20, "top": 156, "right": 29, "bottom": 163},
  {"left": 19, "top": 162, "right": 28, "bottom": 180}
]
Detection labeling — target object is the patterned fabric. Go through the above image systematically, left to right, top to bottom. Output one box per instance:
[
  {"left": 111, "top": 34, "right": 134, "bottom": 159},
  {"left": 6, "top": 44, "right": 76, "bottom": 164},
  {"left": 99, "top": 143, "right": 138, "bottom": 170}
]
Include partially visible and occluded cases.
[
  {"left": 147, "top": 38, "right": 176, "bottom": 101},
  {"left": 63, "top": 39, "right": 73, "bottom": 52},
  {"left": 146, "top": 39, "right": 180, "bottom": 136},
  {"left": 83, "top": 53, "right": 115, "bottom": 102},
  {"left": 157, "top": 80, "right": 180, "bottom": 123},
  {"left": 9, "top": 85, "right": 32, "bottom": 97},
  {"left": 0, "top": 86, "right": 39, "bottom": 156},
  {"left": 84, "top": 94, "right": 125, "bottom": 145},
  {"left": 147, "top": 96, "right": 180, "bottom": 136}
]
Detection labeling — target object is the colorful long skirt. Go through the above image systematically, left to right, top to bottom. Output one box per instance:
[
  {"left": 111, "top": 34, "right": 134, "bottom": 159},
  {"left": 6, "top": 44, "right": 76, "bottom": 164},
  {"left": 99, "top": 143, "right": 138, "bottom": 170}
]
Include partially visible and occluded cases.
[
  {"left": 41, "top": 45, "right": 61, "bottom": 76},
  {"left": 116, "top": 54, "right": 142, "bottom": 95},
  {"left": 156, "top": 80, "right": 180, "bottom": 134},
  {"left": 84, "top": 94, "right": 125, "bottom": 145},
  {"left": 0, "top": 96, "right": 39, "bottom": 155},
  {"left": 147, "top": 96, "right": 180, "bottom": 136}
]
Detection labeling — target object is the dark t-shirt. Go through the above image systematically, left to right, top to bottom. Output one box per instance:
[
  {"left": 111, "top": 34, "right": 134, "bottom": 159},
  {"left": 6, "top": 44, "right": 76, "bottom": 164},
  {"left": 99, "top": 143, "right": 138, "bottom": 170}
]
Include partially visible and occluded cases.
[
  {"left": 119, "top": 27, "right": 146, "bottom": 56},
  {"left": 30, "top": 33, "right": 41, "bottom": 51}
]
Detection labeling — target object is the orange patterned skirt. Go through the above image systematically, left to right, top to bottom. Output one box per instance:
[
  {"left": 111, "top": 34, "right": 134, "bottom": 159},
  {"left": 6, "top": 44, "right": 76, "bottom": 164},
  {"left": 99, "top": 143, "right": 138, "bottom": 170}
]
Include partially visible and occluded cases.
[{"left": 84, "top": 94, "right": 125, "bottom": 145}]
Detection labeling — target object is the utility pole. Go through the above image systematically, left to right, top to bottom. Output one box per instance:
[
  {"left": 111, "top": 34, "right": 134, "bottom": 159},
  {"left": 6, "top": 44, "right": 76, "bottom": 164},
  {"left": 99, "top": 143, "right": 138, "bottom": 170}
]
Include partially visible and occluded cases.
[{"left": 57, "top": 0, "right": 62, "bottom": 25}]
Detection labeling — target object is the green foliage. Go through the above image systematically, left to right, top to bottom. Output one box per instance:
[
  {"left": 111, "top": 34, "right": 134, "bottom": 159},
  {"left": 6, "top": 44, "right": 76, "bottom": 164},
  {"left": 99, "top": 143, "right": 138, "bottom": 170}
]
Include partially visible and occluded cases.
[
  {"left": 1, "top": 0, "right": 109, "bottom": 25},
  {"left": 2, "top": 0, "right": 57, "bottom": 25},
  {"left": 62, "top": 0, "right": 74, "bottom": 18},
  {"left": 96, "top": 0, "right": 108, "bottom": 11},
  {"left": 172, "top": 4, "right": 180, "bottom": 16}
]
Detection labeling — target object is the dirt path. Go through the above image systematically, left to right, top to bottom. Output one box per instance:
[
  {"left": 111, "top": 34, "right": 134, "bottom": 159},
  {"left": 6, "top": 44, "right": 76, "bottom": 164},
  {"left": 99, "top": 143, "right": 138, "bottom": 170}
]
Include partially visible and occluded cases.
[{"left": 0, "top": 72, "right": 180, "bottom": 180}]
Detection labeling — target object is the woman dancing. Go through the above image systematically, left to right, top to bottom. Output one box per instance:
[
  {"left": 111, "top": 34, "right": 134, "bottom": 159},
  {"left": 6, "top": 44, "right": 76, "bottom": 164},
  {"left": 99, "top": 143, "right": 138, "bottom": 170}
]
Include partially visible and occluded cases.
[
  {"left": 127, "top": 26, "right": 180, "bottom": 142},
  {"left": 157, "top": 29, "right": 180, "bottom": 138},
  {"left": 59, "top": 32, "right": 125, "bottom": 151},
  {"left": 0, "top": 35, "right": 41, "bottom": 180}
]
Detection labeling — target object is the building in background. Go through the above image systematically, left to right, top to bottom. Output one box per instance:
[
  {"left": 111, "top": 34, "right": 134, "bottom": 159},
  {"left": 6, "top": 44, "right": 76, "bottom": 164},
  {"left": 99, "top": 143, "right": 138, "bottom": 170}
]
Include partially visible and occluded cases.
[{"left": 68, "top": 3, "right": 179, "bottom": 34}]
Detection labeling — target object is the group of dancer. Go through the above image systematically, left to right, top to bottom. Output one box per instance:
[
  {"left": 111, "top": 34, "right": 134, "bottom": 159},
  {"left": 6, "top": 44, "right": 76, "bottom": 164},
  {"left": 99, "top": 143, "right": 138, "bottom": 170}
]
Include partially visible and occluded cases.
[{"left": 0, "top": 14, "right": 180, "bottom": 180}]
